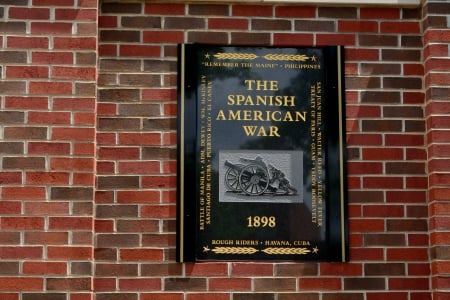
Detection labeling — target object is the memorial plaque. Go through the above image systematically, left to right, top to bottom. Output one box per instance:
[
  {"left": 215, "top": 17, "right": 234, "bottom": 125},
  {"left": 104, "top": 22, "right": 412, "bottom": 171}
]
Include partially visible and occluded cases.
[{"left": 177, "top": 45, "right": 348, "bottom": 262}]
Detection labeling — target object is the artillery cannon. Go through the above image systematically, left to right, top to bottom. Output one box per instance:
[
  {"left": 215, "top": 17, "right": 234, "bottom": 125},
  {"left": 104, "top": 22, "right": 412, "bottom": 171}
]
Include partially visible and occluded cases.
[{"left": 224, "top": 156, "right": 297, "bottom": 196}]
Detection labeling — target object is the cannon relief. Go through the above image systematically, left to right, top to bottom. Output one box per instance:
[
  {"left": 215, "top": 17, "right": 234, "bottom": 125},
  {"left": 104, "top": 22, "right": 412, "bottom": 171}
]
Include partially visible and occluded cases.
[{"left": 224, "top": 156, "right": 298, "bottom": 196}]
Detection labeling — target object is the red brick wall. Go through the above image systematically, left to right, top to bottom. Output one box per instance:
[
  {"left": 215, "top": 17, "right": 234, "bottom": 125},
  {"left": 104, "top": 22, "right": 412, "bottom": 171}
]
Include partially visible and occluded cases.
[
  {"left": 0, "top": 0, "right": 449, "bottom": 299},
  {"left": 0, "top": 0, "right": 97, "bottom": 300},
  {"left": 423, "top": 1, "right": 450, "bottom": 300}
]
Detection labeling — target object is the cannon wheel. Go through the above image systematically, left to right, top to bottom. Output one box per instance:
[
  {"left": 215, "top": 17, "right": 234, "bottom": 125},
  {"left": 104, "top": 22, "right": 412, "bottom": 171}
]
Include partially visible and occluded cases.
[
  {"left": 224, "top": 164, "right": 244, "bottom": 191},
  {"left": 238, "top": 164, "right": 269, "bottom": 195}
]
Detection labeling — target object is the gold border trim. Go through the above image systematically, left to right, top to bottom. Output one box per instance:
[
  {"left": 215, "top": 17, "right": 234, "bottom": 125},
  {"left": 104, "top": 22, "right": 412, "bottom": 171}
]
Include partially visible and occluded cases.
[
  {"left": 179, "top": 44, "right": 186, "bottom": 263},
  {"left": 338, "top": 46, "right": 346, "bottom": 262}
]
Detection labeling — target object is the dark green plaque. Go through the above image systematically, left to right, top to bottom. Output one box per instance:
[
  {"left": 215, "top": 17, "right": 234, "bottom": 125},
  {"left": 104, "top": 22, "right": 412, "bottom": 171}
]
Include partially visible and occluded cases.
[{"left": 177, "top": 45, "right": 347, "bottom": 262}]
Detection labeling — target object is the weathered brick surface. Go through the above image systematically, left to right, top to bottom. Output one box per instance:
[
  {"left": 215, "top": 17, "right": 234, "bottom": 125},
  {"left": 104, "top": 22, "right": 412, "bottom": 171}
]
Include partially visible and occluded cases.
[{"left": 0, "top": 0, "right": 97, "bottom": 298}]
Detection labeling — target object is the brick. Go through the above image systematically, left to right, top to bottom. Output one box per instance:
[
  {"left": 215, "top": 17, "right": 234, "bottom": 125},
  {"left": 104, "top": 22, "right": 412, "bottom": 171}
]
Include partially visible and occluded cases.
[
  {"left": 0, "top": 0, "right": 28, "bottom": 4},
  {"left": 101, "top": 3, "right": 142, "bottom": 14},
  {"left": 145, "top": 3, "right": 184, "bottom": 15},
  {"left": 189, "top": 4, "right": 228, "bottom": 15},
  {"left": 232, "top": 5, "right": 272, "bottom": 17},
  {"left": 275, "top": 6, "right": 315, "bottom": 18},
  {"left": 319, "top": 6, "right": 358, "bottom": 18},
  {"left": 9, "top": 7, "right": 50, "bottom": 20},
  {"left": 360, "top": 7, "right": 400, "bottom": 19},
  {"left": 55, "top": 8, "right": 97, "bottom": 21},
  {"left": 122, "top": 16, "right": 162, "bottom": 29},
  {"left": 208, "top": 18, "right": 248, "bottom": 30},
  {"left": 252, "top": 19, "right": 291, "bottom": 31},
  {"left": 339, "top": 20, "right": 378, "bottom": 33},
  {"left": 0, "top": 21, "right": 26, "bottom": 33},
  {"left": 381, "top": 21, "right": 420, "bottom": 33},
  {"left": 31, "top": 22, "right": 73, "bottom": 35},
  {"left": 100, "top": 30, "right": 140, "bottom": 42},
  {"left": 188, "top": 32, "right": 229, "bottom": 44},
  {"left": 231, "top": 32, "right": 271, "bottom": 45},
  {"left": 359, "top": 34, "right": 398, "bottom": 47},
  {"left": 7, "top": 37, "right": 49, "bottom": 49},
  {"left": 53, "top": 37, "right": 97, "bottom": 50},
  {"left": 119, "top": 45, "right": 160, "bottom": 57},
  {"left": 383, "top": 49, "right": 421, "bottom": 62},
  {"left": 0, "top": 51, "right": 27, "bottom": 63},
  {"left": 361, "top": 63, "right": 401, "bottom": 75},
  {"left": 52, "top": 67, "right": 96, "bottom": 80},
  {"left": 119, "top": 73, "right": 161, "bottom": 87},
  {"left": 384, "top": 77, "right": 422, "bottom": 89},
  {"left": 0, "top": 81, "right": 27, "bottom": 94},
  {"left": 29, "top": 81, "right": 73, "bottom": 95},
  {"left": 98, "top": 88, "right": 140, "bottom": 102},
  {"left": 142, "top": 88, "right": 177, "bottom": 101},
  {"left": 361, "top": 91, "right": 400, "bottom": 104},
  {"left": 53, "top": 97, "right": 96, "bottom": 111},
  {"left": 30, "top": 111, "right": 72, "bottom": 125},
  {"left": 51, "top": 127, "right": 95, "bottom": 141},
  {"left": 386, "top": 134, "right": 424, "bottom": 146},
  {"left": 28, "top": 142, "right": 69, "bottom": 155},
  {"left": 362, "top": 148, "right": 403, "bottom": 160},
  {"left": 3, "top": 157, "right": 45, "bottom": 169},
  {"left": 50, "top": 158, "right": 94, "bottom": 171},
  {"left": 118, "top": 161, "right": 160, "bottom": 174},
  {"left": 347, "top": 162, "right": 383, "bottom": 174},
  {"left": 386, "top": 162, "right": 425, "bottom": 174},
  {"left": 25, "top": 172, "right": 69, "bottom": 184},
  {"left": 140, "top": 172, "right": 176, "bottom": 187},
  {"left": 97, "top": 176, "right": 140, "bottom": 189},
  {"left": 363, "top": 177, "right": 404, "bottom": 189},
  {"left": 2, "top": 186, "right": 46, "bottom": 200},
  {"left": 50, "top": 187, "right": 93, "bottom": 201},
  {"left": 116, "top": 190, "right": 159, "bottom": 204},
  {"left": 386, "top": 191, "right": 426, "bottom": 203},
  {"left": 0, "top": 201, "right": 21, "bottom": 214},
  {"left": 24, "top": 202, "right": 69, "bottom": 215},
  {"left": 96, "top": 204, "right": 138, "bottom": 218},
  {"left": 141, "top": 204, "right": 175, "bottom": 218},
  {"left": 363, "top": 205, "right": 404, "bottom": 217},
  {"left": 1, "top": 217, "right": 45, "bottom": 230},
  {"left": 49, "top": 217, "right": 93, "bottom": 230},
  {"left": 350, "top": 219, "right": 385, "bottom": 232},
  {"left": 387, "top": 219, "right": 428, "bottom": 232},
  {"left": 24, "top": 232, "right": 68, "bottom": 245},
  {"left": 97, "top": 234, "right": 140, "bottom": 247},
  {"left": 365, "top": 234, "right": 406, "bottom": 246},
  {"left": 0, "top": 246, "right": 43, "bottom": 259},
  {"left": 47, "top": 246, "right": 92, "bottom": 260},
  {"left": 120, "top": 249, "right": 164, "bottom": 262},
  {"left": 71, "top": 261, "right": 92, "bottom": 276},
  {"left": 0, "top": 262, "right": 20, "bottom": 274},
  {"left": 23, "top": 262, "right": 67, "bottom": 275},
  {"left": 95, "top": 263, "right": 138, "bottom": 276},
  {"left": 231, "top": 263, "right": 273, "bottom": 276},
  {"left": 320, "top": 263, "right": 362, "bottom": 276},
  {"left": 365, "top": 263, "right": 405, "bottom": 276},
  {"left": 0, "top": 276, "right": 43, "bottom": 291},
  {"left": 345, "top": 277, "right": 386, "bottom": 290},
  {"left": 46, "top": 278, "right": 91, "bottom": 291},
  {"left": 119, "top": 278, "right": 161, "bottom": 291},
  {"left": 163, "top": 278, "right": 206, "bottom": 291},
  {"left": 209, "top": 278, "right": 251, "bottom": 291},
  {"left": 253, "top": 278, "right": 298, "bottom": 292},
  {"left": 299, "top": 278, "right": 341, "bottom": 290},
  {"left": 389, "top": 278, "right": 429, "bottom": 290},
  {"left": 97, "top": 293, "right": 138, "bottom": 300},
  {"left": 322, "top": 293, "right": 364, "bottom": 300},
  {"left": 368, "top": 293, "right": 408, "bottom": 300},
  {"left": 22, "top": 294, "right": 66, "bottom": 300},
  {"left": 279, "top": 294, "right": 319, "bottom": 300},
  {"left": 142, "top": 295, "right": 183, "bottom": 300}
]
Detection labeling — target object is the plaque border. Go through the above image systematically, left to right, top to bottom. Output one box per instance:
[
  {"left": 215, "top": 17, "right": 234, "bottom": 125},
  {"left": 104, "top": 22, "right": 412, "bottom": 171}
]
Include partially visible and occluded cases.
[{"left": 177, "top": 44, "right": 348, "bottom": 262}]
